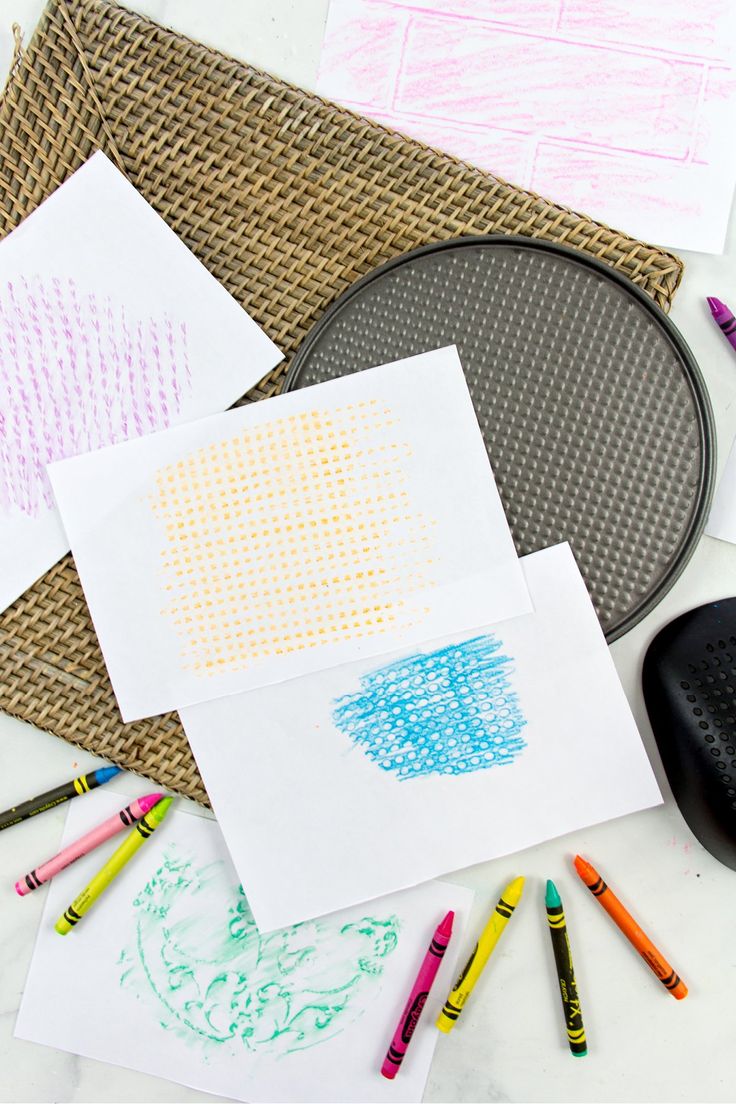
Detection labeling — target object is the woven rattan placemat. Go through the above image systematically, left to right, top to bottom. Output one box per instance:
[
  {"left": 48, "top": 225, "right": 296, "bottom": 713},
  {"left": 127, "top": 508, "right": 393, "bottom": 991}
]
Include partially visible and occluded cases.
[{"left": 0, "top": 0, "right": 685, "bottom": 804}]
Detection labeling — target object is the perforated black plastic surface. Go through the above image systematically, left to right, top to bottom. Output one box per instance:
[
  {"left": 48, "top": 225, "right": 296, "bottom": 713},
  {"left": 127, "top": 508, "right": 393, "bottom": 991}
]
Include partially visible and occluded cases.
[
  {"left": 285, "top": 236, "right": 714, "bottom": 640},
  {"left": 643, "top": 600, "right": 736, "bottom": 870}
]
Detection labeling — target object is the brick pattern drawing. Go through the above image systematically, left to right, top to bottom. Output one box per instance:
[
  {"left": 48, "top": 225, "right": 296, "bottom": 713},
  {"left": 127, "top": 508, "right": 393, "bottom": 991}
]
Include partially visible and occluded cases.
[{"left": 318, "top": 0, "right": 736, "bottom": 252}]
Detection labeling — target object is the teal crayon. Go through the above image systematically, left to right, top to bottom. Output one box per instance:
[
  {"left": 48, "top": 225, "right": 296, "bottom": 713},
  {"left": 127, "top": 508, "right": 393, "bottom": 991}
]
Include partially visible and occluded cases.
[
  {"left": 0, "top": 766, "right": 121, "bottom": 831},
  {"left": 545, "top": 880, "right": 587, "bottom": 1057}
]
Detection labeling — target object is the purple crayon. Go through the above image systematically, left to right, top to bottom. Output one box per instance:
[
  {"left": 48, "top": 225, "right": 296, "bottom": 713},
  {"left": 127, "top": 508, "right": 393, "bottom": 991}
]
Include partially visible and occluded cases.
[{"left": 707, "top": 296, "right": 736, "bottom": 354}]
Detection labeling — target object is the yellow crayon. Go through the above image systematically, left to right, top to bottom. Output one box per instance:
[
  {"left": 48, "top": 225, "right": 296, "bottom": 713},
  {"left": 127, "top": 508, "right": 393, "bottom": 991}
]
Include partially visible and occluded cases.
[
  {"left": 55, "top": 797, "right": 173, "bottom": 934},
  {"left": 436, "top": 875, "right": 524, "bottom": 1033}
]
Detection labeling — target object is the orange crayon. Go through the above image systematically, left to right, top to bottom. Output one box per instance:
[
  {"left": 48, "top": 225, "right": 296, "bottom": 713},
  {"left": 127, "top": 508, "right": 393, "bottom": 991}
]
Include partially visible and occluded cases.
[{"left": 573, "top": 856, "right": 687, "bottom": 1000}]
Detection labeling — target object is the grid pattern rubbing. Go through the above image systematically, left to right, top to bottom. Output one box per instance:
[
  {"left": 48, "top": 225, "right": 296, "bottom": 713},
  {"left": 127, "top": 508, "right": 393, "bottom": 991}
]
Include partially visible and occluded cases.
[
  {"left": 0, "top": 0, "right": 685, "bottom": 804},
  {"left": 150, "top": 402, "right": 434, "bottom": 675}
]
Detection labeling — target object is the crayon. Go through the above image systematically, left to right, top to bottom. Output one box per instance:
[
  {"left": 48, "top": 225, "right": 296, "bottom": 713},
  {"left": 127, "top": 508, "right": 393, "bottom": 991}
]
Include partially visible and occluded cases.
[
  {"left": 707, "top": 296, "right": 736, "bottom": 354},
  {"left": 0, "top": 766, "right": 121, "bottom": 832},
  {"left": 15, "top": 793, "right": 164, "bottom": 895},
  {"left": 55, "top": 796, "right": 173, "bottom": 934},
  {"left": 574, "top": 856, "right": 687, "bottom": 1000},
  {"left": 436, "top": 876, "right": 524, "bottom": 1032},
  {"left": 545, "top": 880, "right": 587, "bottom": 1057},
  {"left": 381, "top": 910, "right": 454, "bottom": 1079}
]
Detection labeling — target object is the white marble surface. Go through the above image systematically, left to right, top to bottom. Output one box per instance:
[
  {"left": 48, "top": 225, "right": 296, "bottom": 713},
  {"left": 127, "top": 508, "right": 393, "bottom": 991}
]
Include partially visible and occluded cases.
[{"left": 1, "top": 2, "right": 736, "bottom": 1101}]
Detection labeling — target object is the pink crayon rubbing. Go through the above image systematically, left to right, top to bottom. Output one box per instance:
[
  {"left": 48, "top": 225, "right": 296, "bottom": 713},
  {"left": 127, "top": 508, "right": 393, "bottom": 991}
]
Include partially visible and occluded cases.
[
  {"left": 317, "top": 1, "right": 736, "bottom": 254},
  {"left": 0, "top": 276, "right": 190, "bottom": 520},
  {"left": 15, "top": 792, "right": 164, "bottom": 895},
  {"left": 381, "top": 910, "right": 454, "bottom": 1079}
]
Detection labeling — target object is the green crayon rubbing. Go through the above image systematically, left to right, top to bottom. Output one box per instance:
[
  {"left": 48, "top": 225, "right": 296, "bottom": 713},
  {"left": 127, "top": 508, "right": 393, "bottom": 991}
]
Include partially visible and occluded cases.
[{"left": 118, "top": 845, "right": 400, "bottom": 1057}]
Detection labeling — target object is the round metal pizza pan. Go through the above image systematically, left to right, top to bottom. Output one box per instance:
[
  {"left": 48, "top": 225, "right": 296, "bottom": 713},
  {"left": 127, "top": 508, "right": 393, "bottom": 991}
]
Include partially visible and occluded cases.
[{"left": 284, "top": 236, "right": 714, "bottom": 641}]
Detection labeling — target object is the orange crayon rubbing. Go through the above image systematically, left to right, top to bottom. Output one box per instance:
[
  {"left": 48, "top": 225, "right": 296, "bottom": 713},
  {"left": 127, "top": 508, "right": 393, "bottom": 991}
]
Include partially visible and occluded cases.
[{"left": 149, "top": 401, "right": 436, "bottom": 675}]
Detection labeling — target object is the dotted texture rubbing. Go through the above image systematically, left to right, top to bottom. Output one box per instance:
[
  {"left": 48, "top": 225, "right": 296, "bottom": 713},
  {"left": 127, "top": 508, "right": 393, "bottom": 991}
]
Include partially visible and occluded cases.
[{"left": 0, "top": 0, "right": 690, "bottom": 804}]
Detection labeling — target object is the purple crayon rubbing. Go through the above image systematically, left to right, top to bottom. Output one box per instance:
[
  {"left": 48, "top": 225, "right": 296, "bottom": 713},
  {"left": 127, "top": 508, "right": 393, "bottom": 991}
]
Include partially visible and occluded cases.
[
  {"left": 707, "top": 296, "right": 736, "bottom": 353},
  {"left": 15, "top": 792, "right": 164, "bottom": 895},
  {"left": 381, "top": 910, "right": 454, "bottom": 1079}
]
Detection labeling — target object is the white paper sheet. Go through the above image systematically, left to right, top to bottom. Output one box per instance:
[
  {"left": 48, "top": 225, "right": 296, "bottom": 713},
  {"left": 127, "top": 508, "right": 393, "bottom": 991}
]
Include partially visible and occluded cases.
[
  {"left": 317, "top": 0, "right": 736, "bottom": 254},
  {"left": 0, "top": 150, "right": 282, "bottom": 613},
  {"left": 49, "top": 345, "right": 532, "bottom": 721},
  {"left": 706, "top": 434, "right": 736, "bottom": 544},
  {"left": 182, "top": 543, "right": 662, "bottom": 932},
  {"left": 15, "top": 792, "right": 473, "bottom": 1104}
]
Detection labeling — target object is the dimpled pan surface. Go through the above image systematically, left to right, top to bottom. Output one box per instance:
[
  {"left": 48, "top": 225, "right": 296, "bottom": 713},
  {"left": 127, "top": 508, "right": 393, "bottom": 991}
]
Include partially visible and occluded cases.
[{"left": 284, "top": 236, "right": 714, "bottom": 641}]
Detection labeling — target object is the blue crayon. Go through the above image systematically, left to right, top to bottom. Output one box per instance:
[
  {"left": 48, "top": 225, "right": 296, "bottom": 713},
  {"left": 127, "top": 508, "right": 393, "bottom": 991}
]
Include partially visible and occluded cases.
[{"left": 0, "top": 766, "right": 121, "bottom": 831}]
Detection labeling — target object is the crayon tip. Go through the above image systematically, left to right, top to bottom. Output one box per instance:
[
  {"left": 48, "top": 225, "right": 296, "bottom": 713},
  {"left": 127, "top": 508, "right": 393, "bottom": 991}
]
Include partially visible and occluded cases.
[
  {"left": 707, "top": 296, "right": 725, "bottom": 317},
  {"left": 95, "top": 765, "right": 122, "bottom": 783},
  {"left": 137, "top": 792, "right": 166, "bottom": 815},
  {"left": 149, "top": 795, "right": 173, "bottom": 821},
  {"left": 573, "top": 854, "right": 593, "bottom": 878},
  {"left": 504, "top": 875, "right": 524, "bottom": 905},
  {"left": 14, "top": 879, "right": 27, "bottom": 897},
  {"left": 545, "top": 879, "right": 561, "bottom": 908},
  {"left": 437, "top": 910, "right": 454, "bottom": 938},
  {"left": 572, "top": 1048, "right": 588, "bottom": 1058},
  {"left": 380, "top": 1060, "right": 398, "bottom": 1080}
]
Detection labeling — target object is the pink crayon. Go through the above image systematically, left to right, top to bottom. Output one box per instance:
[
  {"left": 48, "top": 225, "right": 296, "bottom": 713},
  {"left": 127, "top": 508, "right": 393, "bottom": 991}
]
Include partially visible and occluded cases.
[
  {"left": 15, "top": 793, "right": 164, "bottom": 895},
  {"left": 381, "top": 910, "right": 454, "bottom": 1079}
]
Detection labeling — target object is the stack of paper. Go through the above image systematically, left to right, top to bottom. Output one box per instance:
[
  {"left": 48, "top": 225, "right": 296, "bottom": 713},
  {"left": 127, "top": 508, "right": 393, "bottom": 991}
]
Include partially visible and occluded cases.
[
  {"left": 8, "top": 149, "right": 662, "bottom": 1103},
  {"left": 46, "top": 325, "right": 662, "bottom": 935},
  {"left": 48, "top": 345, "right": 532, "bottom": 719}
]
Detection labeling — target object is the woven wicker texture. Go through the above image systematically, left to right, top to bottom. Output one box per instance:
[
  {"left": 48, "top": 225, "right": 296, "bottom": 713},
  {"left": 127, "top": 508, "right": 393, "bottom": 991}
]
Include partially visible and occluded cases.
[{"left": 0, "top": 0, "right": 685, "bottom": 805}]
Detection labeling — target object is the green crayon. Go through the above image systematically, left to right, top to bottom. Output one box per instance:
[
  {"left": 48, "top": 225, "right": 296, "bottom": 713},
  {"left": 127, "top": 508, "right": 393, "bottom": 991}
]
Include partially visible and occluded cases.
[
  {"left": 55, "top": 797, "right": 173, "bottom": 935},
  {"left": 545, "top": 879, "right": 587, "bottom": 1057}
]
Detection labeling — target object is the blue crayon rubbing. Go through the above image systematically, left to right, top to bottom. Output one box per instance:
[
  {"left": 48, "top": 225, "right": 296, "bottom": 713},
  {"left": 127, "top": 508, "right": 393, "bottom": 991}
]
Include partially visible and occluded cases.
[{"left": 332, "top": 635, "right": 527, "bottom": 780}]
